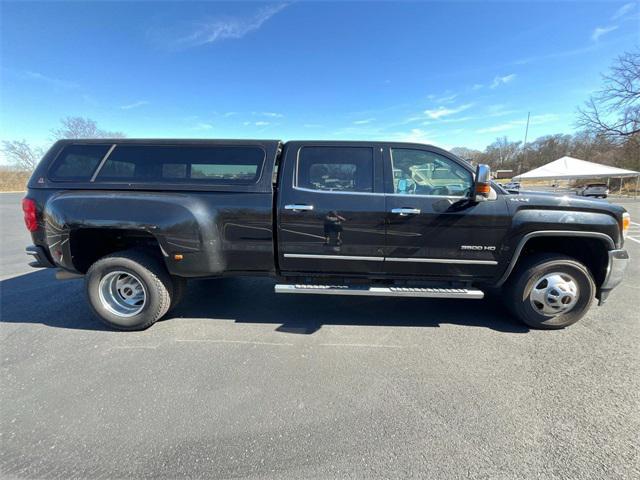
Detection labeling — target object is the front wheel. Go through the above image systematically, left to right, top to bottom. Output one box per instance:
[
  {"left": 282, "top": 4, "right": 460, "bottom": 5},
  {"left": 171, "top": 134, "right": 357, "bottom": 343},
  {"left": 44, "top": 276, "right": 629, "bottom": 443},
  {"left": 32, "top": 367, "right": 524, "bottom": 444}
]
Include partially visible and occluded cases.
[
  {"left": 86, "top": 250, "right": 174, "bottom": 330},
  {"left": 504, "top": 254, "right": 595, "bottom": 329}
]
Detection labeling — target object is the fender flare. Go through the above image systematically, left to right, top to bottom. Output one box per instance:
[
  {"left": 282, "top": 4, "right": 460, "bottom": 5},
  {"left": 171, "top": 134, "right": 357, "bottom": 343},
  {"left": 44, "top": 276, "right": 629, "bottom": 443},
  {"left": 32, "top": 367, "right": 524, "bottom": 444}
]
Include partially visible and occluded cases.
[{"left": 495, "top": 230, "right": 615, "bottom": 287}]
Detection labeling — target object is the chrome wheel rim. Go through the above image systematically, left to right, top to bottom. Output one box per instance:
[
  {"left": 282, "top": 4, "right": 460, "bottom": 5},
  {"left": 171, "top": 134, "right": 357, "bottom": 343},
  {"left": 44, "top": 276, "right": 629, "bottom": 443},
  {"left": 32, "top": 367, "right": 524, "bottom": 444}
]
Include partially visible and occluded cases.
[
  {"left": 98, "top": 271, "right": 147, "bottom": 317},
  {"left": 529, "top": 272, "right": 579, "bottom": 317}
]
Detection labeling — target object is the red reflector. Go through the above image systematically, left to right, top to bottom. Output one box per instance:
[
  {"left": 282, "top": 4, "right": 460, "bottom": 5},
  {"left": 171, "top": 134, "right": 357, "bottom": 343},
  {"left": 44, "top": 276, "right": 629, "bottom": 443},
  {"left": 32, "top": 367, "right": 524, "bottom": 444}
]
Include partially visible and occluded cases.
[{"left": 22, "top": 198, "right": 38, "bottom": 232}]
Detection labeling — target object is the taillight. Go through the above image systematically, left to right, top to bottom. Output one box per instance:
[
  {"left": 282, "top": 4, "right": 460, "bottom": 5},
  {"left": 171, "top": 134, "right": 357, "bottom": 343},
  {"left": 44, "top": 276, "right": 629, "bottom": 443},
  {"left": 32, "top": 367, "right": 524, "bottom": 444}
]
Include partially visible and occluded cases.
[{"left": 22, "top": 198, "right": 38, "bottom": 232}]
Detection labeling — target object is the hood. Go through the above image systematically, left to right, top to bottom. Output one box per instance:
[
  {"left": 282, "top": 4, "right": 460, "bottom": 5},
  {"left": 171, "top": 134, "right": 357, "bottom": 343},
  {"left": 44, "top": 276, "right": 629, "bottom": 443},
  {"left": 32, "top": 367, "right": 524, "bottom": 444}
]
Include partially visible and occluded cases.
[{"left": 506, "top": 190, "right": 627, "bottom": 219}]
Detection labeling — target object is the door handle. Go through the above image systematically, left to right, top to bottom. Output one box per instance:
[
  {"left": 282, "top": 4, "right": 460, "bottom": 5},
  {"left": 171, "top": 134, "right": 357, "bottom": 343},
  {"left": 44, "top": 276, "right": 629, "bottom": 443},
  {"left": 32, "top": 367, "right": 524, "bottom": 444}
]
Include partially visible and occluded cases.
[
  {"left": 285, "top": 204, "right": 314, "bottom": 212},
  {"left": 391, "top": 208, "right": 421, "bottom": 216}
]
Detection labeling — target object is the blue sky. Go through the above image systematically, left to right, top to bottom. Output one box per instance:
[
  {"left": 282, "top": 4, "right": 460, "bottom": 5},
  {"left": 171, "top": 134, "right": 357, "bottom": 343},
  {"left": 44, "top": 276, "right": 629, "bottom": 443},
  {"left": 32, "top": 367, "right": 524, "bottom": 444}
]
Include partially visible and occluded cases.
[{"left": 1, "top": 1, "right": 638, "bottom": 158}]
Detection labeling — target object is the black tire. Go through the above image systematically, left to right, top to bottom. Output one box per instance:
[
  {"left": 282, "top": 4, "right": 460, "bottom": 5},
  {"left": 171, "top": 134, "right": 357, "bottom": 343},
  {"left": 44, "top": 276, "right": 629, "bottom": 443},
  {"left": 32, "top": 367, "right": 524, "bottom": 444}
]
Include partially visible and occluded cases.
[
  {"left": 85, "top": 250, "right": 173, "bottom": 330},
  {"left": 504, "top": 253, "right": 595, "bottom": 329},
  {"left": 169, "top": 276, "right": 187, "bottom": 312}
]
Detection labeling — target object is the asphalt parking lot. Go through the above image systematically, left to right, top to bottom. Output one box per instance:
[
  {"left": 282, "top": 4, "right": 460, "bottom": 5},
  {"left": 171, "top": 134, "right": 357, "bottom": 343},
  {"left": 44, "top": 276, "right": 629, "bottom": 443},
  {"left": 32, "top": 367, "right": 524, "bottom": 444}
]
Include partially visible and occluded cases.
[{"left": 1, "top": 192, "right": 639, "bottom": 479}]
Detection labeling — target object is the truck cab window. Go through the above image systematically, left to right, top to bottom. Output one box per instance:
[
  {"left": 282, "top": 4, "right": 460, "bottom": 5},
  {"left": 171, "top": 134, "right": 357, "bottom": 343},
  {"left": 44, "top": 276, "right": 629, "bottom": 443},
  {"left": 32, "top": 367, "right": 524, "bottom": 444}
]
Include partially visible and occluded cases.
[
  {"left": 297, "top": 146, "right": 373, "bottom": 192},
  {"left": 391, "top": 148, "right": 472, "bottom": 197}
]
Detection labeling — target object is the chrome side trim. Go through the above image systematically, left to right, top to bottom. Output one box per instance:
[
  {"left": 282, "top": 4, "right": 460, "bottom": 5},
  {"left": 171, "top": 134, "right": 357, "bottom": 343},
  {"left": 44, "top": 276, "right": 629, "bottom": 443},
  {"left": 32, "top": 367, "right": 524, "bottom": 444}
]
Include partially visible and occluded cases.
[
  {"left": 90, "top": 144, "right": 117, "bottom": 182},
  {"left": 495, "top": 230, "right": 617, "bottom": 287},
  {"left": 283, "top": 253, "right": 496, "bottom": 265},
  {"left": 284, "top": 253, "right": 384, "bottom": 261},
  {"left": 386, "top": 257, "right": 498, "bottom": 265},
  {"left": 275, "top": 284, "right": 484, "bottom": 299}
]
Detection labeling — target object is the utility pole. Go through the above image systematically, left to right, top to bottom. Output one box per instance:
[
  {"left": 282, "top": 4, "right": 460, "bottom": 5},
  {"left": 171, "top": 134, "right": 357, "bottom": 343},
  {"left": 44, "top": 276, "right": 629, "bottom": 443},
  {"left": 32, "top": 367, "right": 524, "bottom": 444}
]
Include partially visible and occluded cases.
[{"left": 520, "top": 111, "right": 530, "bottom": 175}]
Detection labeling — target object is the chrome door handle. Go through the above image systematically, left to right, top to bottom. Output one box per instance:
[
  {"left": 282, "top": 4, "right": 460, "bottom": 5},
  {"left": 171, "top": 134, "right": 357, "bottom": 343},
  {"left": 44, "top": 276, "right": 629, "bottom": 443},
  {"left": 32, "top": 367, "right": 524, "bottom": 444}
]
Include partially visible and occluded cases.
[
  {"left": 285, "top": 204, "right": 314, "bottom": 212},
  {"left": 391, "top": 208, "right": 421, "bottom": 216}
]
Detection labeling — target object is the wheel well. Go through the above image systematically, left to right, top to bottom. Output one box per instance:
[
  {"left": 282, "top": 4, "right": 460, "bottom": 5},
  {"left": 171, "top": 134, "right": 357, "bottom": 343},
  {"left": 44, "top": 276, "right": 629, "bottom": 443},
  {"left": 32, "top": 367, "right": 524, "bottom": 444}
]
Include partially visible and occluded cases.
[
  {"left": 69, "top": 228, "right": 164, "bottom": 273},
  {"left": 509, "top": 236, "right": 609, "bottom": 287}
]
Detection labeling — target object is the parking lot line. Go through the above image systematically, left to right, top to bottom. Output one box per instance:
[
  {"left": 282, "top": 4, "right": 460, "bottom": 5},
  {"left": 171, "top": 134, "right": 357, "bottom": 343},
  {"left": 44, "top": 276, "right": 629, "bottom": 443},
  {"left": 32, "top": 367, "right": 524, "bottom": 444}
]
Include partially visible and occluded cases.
[{"left": 176, "top": 339, "right": 294, "bottom": 346}]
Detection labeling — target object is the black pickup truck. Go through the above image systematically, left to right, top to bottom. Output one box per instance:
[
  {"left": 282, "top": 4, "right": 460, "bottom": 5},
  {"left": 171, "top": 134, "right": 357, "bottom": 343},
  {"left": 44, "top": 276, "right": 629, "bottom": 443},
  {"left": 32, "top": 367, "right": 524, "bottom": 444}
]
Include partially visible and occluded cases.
[{"left": 23, "top": 139, "right": 631, "bottom": 330}]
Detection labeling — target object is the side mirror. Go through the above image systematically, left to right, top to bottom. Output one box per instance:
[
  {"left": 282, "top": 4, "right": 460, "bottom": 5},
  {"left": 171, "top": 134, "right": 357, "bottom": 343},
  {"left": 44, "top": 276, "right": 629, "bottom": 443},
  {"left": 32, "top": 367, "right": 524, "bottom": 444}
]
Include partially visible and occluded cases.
[{"left": 474, "top": 164, "right": 491, "bottom": 202}]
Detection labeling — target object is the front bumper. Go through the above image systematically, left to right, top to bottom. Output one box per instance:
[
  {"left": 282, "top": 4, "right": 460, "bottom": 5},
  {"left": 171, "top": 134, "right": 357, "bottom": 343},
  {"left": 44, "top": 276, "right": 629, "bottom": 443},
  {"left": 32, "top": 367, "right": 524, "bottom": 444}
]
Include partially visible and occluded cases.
[
  {"left": 26, "top": 245, "right": 55, "bottom": 269},
  {"left": 598, "top": 249, "right": 629, "bottom": 304}
]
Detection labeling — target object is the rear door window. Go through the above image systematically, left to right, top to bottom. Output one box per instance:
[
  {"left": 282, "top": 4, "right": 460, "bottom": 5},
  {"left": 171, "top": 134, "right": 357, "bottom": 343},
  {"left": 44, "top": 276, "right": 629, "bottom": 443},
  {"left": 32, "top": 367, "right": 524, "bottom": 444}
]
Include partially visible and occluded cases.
[
  {"left": 48, "top": 144, "right": 112, "bottom": 181},
  {"left": 94, "top": 145, "right": 265, "bottom": 184},
  {"left": 296, "top": 146, "right": 374, "bottom": 192}
]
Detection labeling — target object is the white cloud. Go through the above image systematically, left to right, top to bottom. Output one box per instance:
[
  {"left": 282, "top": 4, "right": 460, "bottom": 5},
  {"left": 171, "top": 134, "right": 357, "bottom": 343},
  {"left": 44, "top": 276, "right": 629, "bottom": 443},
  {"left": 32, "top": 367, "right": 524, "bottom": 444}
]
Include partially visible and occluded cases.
[
  {"left": 612, "top": 2, "right": 636, "bottom": 20},
  {"left": 175, "top": 3, "right": 288, "bottom": 48},
  {"left": 592, "top": 25, "right": 618, "bottom": 41},
  {"left": 514, "top": 45, "right": 597, "bottom": 65},
  {"left": 19, "top": 70, "right": 78, "bottom": 89},
  {"left": 490, "top": 74, "right": 517, "bottom": 89},
  {"left": 471, "top": 83, "right": 484, "bottom": 91},
  {"left": 427, "top": 92, "right": 458, "bottom": 104},
  {"left": 82, "top": 94, "right": 99, "bottom": 106},
  {"left": 120, "top": 100, "right": 149, "bottom": 110},
  {"left": 424, "top": 103, "right": 473, "bottom": 120},
  {"left": 255, "top": 111, "right": 283, "bottom": 118},
  {"left": 476, "top": 114, "right": 559, "bottom": 134},
  {"left": 353, "top": 118, "right": 375, "bottom": 125},
  {"left": 255, "top": 121, "right": 270, "bottom": 126},
  {"left": 193, "top": 122, "right": 213, "bottom": 130},
  {"left": 303, "top": 123, "right": 323, "bottom": 128},
  {"left": 476, "top": 123, "right": 517, "bottom": 134},
  {"left": 392, "top": 128, "right": 440, "bottom": 145}
]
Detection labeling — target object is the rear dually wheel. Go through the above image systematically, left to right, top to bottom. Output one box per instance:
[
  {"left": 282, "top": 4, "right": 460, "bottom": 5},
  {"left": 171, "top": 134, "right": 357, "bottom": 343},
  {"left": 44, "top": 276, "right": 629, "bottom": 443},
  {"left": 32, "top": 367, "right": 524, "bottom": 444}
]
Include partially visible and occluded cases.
[{"left": 86, "top": 250, "right": 174, "bottom": 330}]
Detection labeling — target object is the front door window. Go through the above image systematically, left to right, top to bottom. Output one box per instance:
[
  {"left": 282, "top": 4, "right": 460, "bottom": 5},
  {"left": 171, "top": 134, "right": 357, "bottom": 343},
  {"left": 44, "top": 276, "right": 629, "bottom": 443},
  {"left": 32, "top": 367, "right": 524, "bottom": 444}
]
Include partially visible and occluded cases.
[{"left": 391, "top": 148, "right": 472, "bottom": 197}]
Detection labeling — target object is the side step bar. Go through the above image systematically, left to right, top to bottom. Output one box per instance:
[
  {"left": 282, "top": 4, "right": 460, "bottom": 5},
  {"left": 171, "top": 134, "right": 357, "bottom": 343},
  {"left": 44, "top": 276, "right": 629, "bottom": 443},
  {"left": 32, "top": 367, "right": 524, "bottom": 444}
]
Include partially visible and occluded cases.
[{"left": 275, "top": 284, "right": 484, "bottom": 299}]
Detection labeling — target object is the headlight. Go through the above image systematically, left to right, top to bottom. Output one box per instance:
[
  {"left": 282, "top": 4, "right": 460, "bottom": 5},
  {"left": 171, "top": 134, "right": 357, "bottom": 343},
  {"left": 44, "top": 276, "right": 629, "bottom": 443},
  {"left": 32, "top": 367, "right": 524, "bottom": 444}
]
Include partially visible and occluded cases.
[{"left": 622, "top": 212, "right": 631, "bottom": 238}]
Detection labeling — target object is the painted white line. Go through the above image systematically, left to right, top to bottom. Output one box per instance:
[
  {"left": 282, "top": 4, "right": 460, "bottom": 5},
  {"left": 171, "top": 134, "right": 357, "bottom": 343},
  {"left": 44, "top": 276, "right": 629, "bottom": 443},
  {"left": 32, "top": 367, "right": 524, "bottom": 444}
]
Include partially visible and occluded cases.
[
  {"left": 631, "top": 222, "right": 640, "bottom": 226},
  {"left": 625, "top": 236, "right": 640, "bottom": 245},
  {"left": 176, "top": 339, "right": 294, "bottom": 346},
  {"left": 319, "top": 342, "right": 405, "bottom": 349},
  {"left": 107, "top": 345, "right": 160, "bottom": 350}
]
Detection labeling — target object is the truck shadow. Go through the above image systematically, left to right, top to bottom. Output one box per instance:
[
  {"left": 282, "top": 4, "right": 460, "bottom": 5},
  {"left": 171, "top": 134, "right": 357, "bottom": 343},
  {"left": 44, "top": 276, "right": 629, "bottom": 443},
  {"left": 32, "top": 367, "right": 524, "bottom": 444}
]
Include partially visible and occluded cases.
[
  {"left": 0, "top": 271, "right": 529, "bottom": 333},
  {"left": 178, "top": 278, "right": 529, "bottom": 334}
]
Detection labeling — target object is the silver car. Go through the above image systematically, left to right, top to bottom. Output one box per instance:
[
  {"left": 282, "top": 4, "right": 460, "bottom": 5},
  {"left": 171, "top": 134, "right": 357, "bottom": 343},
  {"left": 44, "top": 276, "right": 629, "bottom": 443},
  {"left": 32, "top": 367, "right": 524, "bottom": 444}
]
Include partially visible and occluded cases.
[{"left": 576, "top": 183, "right": 609, "bottom": 198}]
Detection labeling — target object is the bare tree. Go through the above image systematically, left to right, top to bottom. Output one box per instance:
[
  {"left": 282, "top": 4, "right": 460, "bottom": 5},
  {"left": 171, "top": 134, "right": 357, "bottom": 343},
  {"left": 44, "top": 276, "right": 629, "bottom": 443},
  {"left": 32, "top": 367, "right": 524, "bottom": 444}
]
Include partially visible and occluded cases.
[
  {"left": 577, "top": 50, "right": 640, "bottom": 140},
  {"left": 51, "top": 116, "right": 125, "bottom": 139},
  {"left": 484, "top": 137, "right": 521, "bottom": 168},
  {"left": 1, "top": 140, "right": 44, "bottom": 171},
  {"left": 450, "top": 147, "right": 482, "bottom": 163}
]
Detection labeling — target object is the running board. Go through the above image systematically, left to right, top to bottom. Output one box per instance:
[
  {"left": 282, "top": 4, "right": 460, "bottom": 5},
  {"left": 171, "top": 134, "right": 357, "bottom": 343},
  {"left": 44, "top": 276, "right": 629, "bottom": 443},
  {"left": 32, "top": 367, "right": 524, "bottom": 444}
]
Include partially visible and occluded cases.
[{"left": 274, "top": 284, "right": 484, "bottom": 299}]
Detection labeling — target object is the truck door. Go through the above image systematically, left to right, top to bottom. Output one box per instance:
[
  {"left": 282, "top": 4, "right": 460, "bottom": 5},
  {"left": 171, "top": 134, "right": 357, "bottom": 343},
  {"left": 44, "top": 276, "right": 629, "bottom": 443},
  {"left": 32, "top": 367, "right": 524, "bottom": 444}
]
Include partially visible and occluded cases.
[
  {"left": 277, "top": 142, "right": 386, "bottom": 274},
  {"left": 383, "top": 146, "right": 510, "bottom": 281}
]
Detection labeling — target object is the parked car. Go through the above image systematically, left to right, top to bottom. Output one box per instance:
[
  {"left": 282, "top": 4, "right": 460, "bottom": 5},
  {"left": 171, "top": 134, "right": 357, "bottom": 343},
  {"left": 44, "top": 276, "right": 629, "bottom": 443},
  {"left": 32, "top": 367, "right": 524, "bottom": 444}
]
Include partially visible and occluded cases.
[
  {"left": 23, "top": 139, "right": 630, "bottom": 330},
  {"left": 503, "top": 181, "right": 521, "bottom": 191},
  {"left": 576, "top": 183, "right": 609, "bottom": 198}
]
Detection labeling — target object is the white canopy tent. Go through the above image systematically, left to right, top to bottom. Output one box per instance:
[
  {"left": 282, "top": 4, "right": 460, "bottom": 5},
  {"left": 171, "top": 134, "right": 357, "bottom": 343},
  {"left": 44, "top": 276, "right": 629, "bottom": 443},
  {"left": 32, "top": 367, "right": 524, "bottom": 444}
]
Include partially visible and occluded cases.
[{"left": 512, "top": 156, "right": 640, "bottom": 196}]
